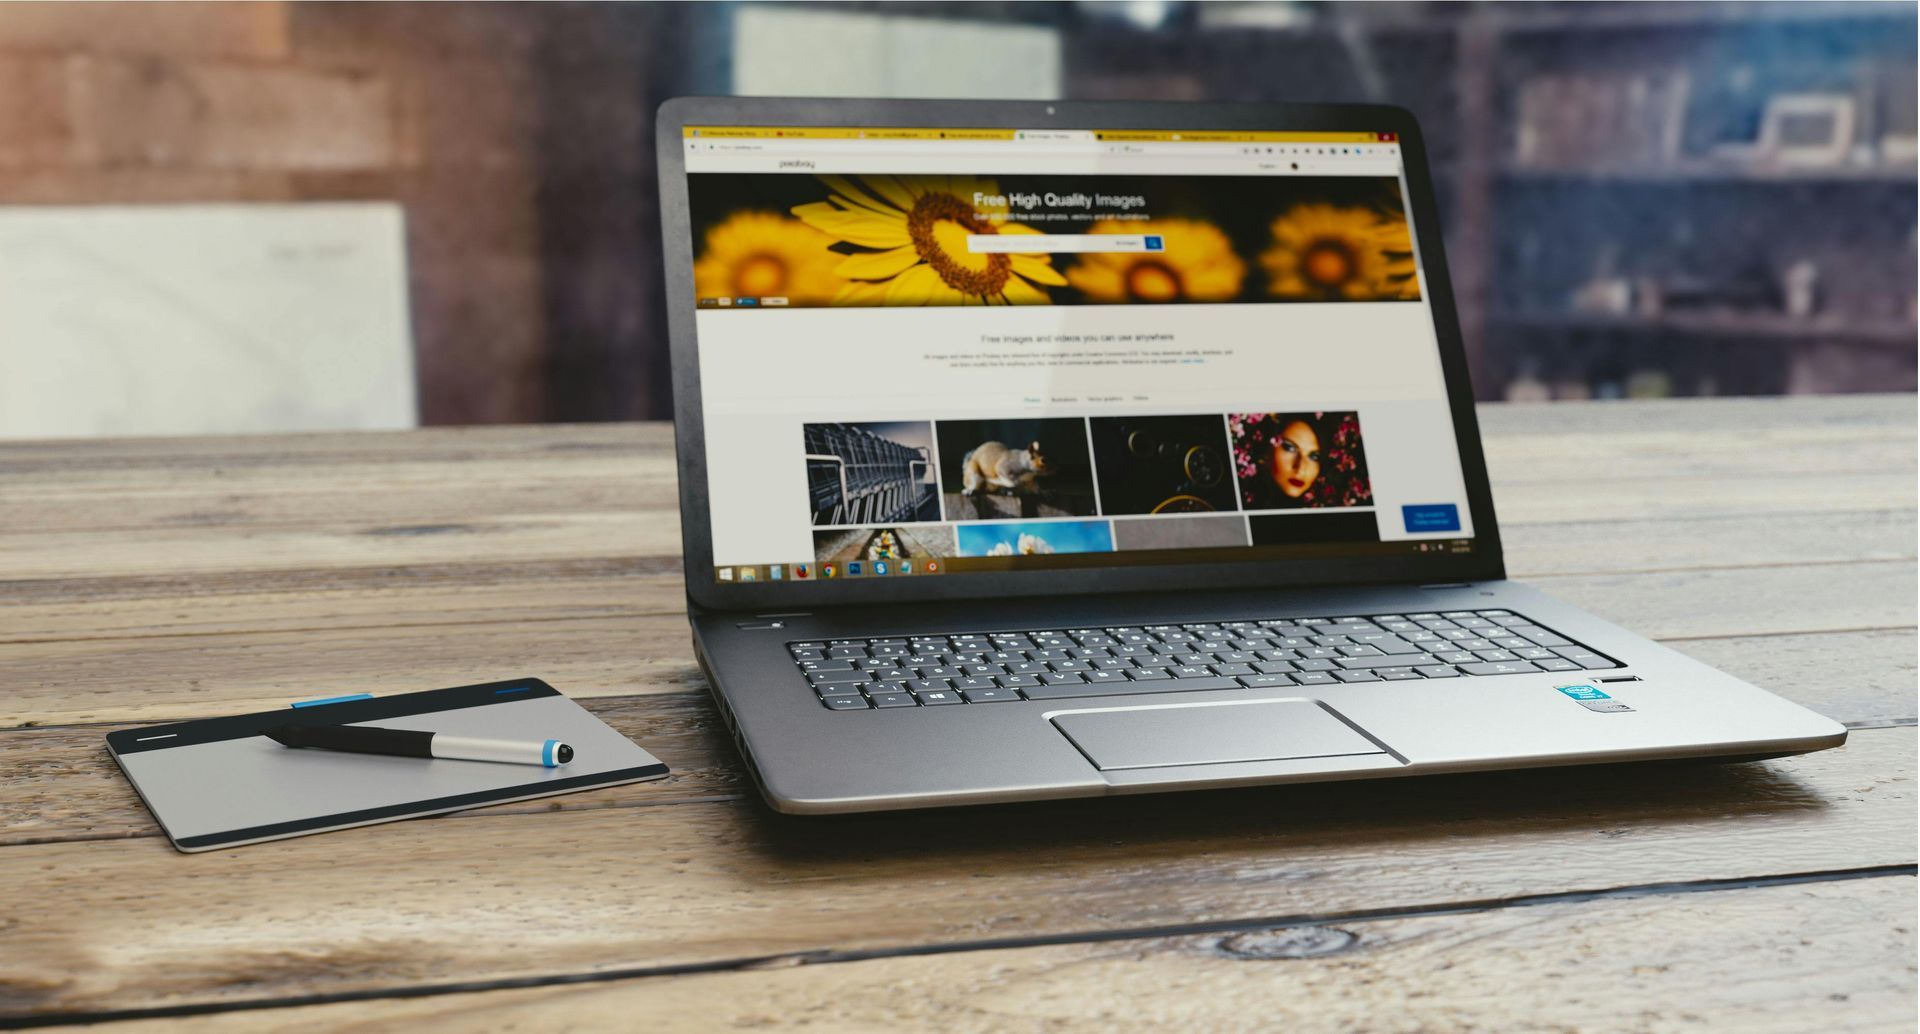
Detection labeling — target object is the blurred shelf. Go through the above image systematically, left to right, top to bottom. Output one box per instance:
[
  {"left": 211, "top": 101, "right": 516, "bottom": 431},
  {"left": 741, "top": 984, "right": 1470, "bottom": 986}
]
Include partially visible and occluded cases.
[
  {"left": 1488, "top": 1, "right": 1913, "bottom": 35},
  {"left": 1499, "top": 163, "right": 1919, "bottom": 185},
  {"left": 1492, "top": 312, "right": 1919, "bottom": 349}
]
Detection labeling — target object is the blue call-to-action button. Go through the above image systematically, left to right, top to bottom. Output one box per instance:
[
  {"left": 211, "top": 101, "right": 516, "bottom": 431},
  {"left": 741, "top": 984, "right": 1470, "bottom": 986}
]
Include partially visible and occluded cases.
[
  {"left": 1144, "top": 235, "right": 1164, "bottom": 251},
  {"left": 1402, "top": 503, "right": 1461, "bottom": 533}
]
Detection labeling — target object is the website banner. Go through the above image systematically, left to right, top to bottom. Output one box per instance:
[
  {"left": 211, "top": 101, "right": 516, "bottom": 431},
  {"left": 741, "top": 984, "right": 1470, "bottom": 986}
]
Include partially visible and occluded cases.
[{"left": 689, "top": 173, "right": 1419, "bottom": 308}]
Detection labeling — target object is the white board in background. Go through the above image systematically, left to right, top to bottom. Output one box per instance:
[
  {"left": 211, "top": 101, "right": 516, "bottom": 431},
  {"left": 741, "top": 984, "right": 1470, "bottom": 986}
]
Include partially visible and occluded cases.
[{"left": 0, "top": 203, "right": 416, "bottom": 440}]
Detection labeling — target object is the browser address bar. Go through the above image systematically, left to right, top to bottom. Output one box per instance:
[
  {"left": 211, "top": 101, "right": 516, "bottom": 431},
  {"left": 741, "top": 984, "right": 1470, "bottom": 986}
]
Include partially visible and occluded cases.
[{"left": 968, "top": 234, "right": 1166, "bottom": 254}]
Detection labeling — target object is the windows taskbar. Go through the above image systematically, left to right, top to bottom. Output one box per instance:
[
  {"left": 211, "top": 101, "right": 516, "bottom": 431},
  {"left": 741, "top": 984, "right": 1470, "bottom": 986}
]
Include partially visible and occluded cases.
[{"left": 714, "top": 538, "right": 1473, "bottom": 584}]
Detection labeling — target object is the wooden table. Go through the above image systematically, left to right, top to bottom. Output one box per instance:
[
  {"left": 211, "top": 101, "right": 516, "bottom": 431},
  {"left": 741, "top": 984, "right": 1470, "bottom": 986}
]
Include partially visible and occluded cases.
[{"left": 1, "top": 396, "right": 1914, "bottom": 1031}]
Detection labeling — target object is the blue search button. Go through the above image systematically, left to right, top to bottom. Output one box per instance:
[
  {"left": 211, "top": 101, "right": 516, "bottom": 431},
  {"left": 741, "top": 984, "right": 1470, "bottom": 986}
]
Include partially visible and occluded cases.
[
  {"left": 1144, "top": 235, "right": 1164, "bottom": 251},
  {"left": 1402, "top": 503, "right": 1461, "bottom": 533}
]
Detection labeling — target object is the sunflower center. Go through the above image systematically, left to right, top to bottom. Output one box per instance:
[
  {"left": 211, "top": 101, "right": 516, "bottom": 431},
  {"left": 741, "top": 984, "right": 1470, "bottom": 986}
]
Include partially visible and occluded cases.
[
  {"left": 908, "top": 193, "right": 1010, "bottom": 296},
  {"left": 1301, "top": 241, "right": 1356, "bottom": 287},
  {"left": 732, "top": 253, "right": 787, "bottom": 298},
  {"left": 1125, "top": 261, "right": 1182, "bottom": 302}
]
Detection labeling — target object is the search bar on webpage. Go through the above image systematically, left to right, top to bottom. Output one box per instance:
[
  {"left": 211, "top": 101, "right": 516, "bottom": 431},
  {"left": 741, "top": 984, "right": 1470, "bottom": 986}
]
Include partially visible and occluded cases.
[{"left": 967, "top": 234, "right": 1166, "bottom": 254}]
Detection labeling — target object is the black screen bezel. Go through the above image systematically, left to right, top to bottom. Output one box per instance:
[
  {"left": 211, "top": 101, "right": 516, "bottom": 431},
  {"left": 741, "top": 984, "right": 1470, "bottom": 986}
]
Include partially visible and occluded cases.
[{"left": 655, "top": 97, "right": 1505, "bottom": 613}]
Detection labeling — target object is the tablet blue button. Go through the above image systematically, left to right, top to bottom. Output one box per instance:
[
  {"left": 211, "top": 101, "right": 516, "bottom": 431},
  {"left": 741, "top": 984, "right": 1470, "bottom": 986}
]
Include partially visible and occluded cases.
[
  {"left": 1402, "top": 504, "right": 1461, "bottom": 533},
  {"left": 290, "top": 693, "right": 375, "bottom": 708}
]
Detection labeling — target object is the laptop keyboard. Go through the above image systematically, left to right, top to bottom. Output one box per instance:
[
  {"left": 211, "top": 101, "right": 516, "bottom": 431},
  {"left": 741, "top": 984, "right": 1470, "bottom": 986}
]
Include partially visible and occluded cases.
[{"left": 789, "top": 610, "right": 1620, "bottom": 710}]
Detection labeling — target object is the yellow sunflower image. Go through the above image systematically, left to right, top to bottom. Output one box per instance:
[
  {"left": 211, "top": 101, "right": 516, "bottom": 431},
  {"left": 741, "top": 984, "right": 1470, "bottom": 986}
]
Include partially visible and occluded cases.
[
  {"left": 790, "top": 176, "right": 1067, "bottom": 305},
  {"left": 1261, "top": 205, "right": 1419, "bottom": 301},
  {"left": 693, "top": 210, "right": 845, "bottom": 305},
  {"left": 1065, "top": 219, "right": 1246, "bottom": 303}
]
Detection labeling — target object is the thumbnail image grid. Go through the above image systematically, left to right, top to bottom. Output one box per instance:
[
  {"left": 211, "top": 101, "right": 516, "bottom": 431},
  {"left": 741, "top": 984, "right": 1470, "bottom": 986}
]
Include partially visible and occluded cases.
[
  {"left": 1228, "top": 411, "right": 1373, "bottom": 511},
  {"left": 936, "top": 418, "right": 1098, "bottom": 522},
  {"left": 802, "top": 421, "right": 940, "bottom": 526}
]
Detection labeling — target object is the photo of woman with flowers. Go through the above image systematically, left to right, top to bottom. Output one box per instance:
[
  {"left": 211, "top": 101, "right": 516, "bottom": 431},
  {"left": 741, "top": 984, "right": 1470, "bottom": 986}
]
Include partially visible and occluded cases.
[
  {"left": 686, "top": 173, "right": 1418, "bottom": 307},
  {"left": 1229, "top": 411, "right": 1373, "bottom": 510}
]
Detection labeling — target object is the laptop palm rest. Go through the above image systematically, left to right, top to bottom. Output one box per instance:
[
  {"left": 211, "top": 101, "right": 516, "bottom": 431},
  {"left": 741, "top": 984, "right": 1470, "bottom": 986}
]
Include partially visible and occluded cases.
[{"left": 1049, "top": 698, "right": 1390, "bottom": 772}]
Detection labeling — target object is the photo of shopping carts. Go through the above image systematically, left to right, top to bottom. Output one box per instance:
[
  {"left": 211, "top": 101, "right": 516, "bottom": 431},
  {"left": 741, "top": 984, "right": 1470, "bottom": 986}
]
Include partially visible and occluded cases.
[{"left": 803, "top": 421, "right": 941, "bottom": 526}]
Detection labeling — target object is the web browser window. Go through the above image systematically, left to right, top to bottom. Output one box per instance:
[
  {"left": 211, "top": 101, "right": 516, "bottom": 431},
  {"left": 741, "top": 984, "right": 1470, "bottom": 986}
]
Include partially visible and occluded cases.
[{"left": 681, "top": 125, "right": 1476, "bottom": 586}]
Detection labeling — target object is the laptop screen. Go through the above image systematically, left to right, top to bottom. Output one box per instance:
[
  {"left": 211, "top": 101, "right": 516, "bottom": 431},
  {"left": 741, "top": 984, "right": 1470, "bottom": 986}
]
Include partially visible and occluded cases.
[{"left": 679, "top": 124, "right": 1476, "bottom": 587}]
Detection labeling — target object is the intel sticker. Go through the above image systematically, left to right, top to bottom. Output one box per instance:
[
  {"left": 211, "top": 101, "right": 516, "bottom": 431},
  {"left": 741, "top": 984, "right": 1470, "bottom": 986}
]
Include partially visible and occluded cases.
[{"left": 1557, "top": 683, "right": 1633, "bottom": 713}]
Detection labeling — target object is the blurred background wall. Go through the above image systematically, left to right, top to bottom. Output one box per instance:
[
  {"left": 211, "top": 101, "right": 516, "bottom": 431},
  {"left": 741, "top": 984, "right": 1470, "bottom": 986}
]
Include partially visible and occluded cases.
[{"left": 0, "top": 0, "right": 1912, "bottom": 437}]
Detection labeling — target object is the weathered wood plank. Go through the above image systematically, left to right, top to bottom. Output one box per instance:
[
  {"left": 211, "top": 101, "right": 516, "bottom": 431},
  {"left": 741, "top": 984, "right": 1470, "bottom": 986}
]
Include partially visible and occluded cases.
[
  {"left": 0, "top": 506, "right": 1908, "bottom": 621},
  {"left": 0, "top": 558, "right": 1909, "bottom": 728},
  {"left": 1, "top": 624, "right": 1907, "bottom": 848},
  {"left": 0, "top": 728, "right": 1910, "bottom": 1018},
  {"left": 79, "top": 877, "right": 1919, "bottom": 1034}
]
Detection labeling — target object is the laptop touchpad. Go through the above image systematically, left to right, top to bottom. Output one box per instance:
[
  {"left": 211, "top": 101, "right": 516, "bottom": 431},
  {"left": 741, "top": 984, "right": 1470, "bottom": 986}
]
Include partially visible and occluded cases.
[{"left": 1050, "top": 699, "right": 1387, "bottom": 771}]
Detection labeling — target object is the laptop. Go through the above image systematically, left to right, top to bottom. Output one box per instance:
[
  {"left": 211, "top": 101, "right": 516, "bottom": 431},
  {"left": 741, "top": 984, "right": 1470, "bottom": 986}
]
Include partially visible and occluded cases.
[{"left": 653, "top": 97, "right": 1845, "bottom": 813}]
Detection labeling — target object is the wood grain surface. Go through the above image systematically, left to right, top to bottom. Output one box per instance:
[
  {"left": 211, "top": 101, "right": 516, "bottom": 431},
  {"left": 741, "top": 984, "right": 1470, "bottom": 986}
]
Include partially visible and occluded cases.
[
  {"left": 0, "top": 395, "right": 1913, "bottom": 1030},
  {"left": 92, "top": 877, "right": 1919, "bottom": 1034}
]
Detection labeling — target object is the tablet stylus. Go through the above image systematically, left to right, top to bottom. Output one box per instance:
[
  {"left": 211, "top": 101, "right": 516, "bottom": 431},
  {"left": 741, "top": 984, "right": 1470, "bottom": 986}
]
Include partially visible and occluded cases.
[{"left": 264, "top": 725, "right": 574, "bottom": 767}]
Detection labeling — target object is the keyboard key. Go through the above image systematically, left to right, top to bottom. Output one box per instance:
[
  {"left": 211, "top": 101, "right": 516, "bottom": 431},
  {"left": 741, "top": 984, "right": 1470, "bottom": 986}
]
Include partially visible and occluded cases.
[
  {"left": 1512, "top": 626, "right": 1571, "bottom": 647},
  {"left": 1374, "top": 639, "right": 1428, "bottom": 655},
  {"left": 1337, "top": 644, "right": 1383, "bottom": 657},
  {"left": 826, "top": 646, "right": 867, "bottom": 659},
  {"left": 1514, "top": 646, "right": 1556, "bottom": 660},
  {"left": 1473, "top": 650, "right": 1518, "bottom": 662},
  {"left": 1434, "top": 651, "right": 1476, "bottom": 664},
  {"left": 1336, "top": 654, "right": 1436, "bottom": 670},
  {"left": 1294, "top": 658, "right": 1338, "bottom": 672},
  {"left": 1533, "top": 658, "right": 1580, "bottom": 671},
  {"left": 801, "top": 659, "right": 856, "bottom": 672},
  {"left": 1050, "top": 660, "right": 1093, "bottom": 672},
  {"left": 1253, "top": 660, "right": 1297, "bottom": 674},
  {"left": 1459, "top": 661, "right": 1540, "bottom": 676},
  {"left": 1210, "top": 663, "right": 1255, "bottom": 677},
  {"left": 1415, "top": 665, "right": 1460, "bottom": 678},
  {"left": 1127, "top": 668, "right": 1173, "bottom": 681},
  {"left": 1378, "top": 669, "right": 1423, "bottom": 680},
  {"left": 809, "top": 670, "right": 871, "bottom": 685},
  {"left": 1084, "top": 670, "right": 1129, "bottom": 684},
  {"left": 1334, "top": 670, "right": 1381, "bottom": 683},
  {"left": 1041, "top": 672, "right": 1087, "bottom": 685},
  {"left": 1293, "top": 672, "right": 1337, "bottom": 685},
  {"left": 1238, "top": 673, "right": 1296, "bottom": 688},
  {"left": 997, "top": 674, "right": 1043, "bottom": 688},
  {"left": 1022, "top": 676, "right": 1241, "bottom": 699},
  {"left": 953, "top": 677, "right": 998, "bottom": 691},
  {"left": 908, "top": 678, "right": 952, "bottom": 693},
  {"left": 816, "top": 683, "right": 866, "bottom": 698},
  {"left": 960, "top": 687, "right": 1021, "bottom": 703},
  {"left": 916, "top": 689, "right": 963, "bottom": 705},
  {"left": 868, "top": 692, "right": 917, "bottom": 708},
  {"left": 822, "top": 695, "right": 869, "bottom": 710}
]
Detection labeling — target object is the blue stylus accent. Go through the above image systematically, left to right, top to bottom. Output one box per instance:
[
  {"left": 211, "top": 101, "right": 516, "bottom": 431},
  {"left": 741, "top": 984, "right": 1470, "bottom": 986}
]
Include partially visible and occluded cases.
[
  {"left": 494, "top": 686, "right": 531, "bottom": 696},
  {"left": 290, "top": 693, "right": 375, "bottom": 709},
  {"left": 542, "top": 739, "right": 558, "bottom": 767}
]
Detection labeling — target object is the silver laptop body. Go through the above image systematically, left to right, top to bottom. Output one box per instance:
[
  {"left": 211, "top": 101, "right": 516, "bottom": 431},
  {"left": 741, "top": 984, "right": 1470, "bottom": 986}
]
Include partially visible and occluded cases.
[{"left": 654, "top": 97, "right": 1846, "bottom": 813}]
